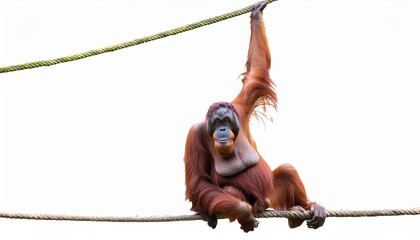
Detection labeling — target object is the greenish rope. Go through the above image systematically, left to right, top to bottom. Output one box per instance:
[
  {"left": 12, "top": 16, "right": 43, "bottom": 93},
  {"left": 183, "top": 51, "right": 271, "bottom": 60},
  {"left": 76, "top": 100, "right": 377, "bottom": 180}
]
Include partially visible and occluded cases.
[
  {"left": 0, "top": 0, "right": 277, "bottom": 74},
  {"left": 0, "top": 207, "right": 419, "bottom": 222}
]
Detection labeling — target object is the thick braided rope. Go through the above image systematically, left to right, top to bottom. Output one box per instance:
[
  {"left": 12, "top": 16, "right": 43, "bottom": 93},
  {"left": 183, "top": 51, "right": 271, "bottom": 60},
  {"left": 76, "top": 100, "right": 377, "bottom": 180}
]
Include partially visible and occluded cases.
[
  {"left": 0, "top": 0, "right": 277, "bottom": 74},
  {"left": 0, "top": 208, "right": 419, "bottom": 222}
]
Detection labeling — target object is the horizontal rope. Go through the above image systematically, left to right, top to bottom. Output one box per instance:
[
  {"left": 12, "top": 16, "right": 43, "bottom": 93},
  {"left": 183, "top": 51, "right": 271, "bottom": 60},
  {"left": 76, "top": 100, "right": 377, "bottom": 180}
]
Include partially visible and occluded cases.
[
  {"left": 0, "top": 0, "right": 277, "bottom": 74},
  {"left": 1, "top": 207, "right": 419, "bottom": 223}
]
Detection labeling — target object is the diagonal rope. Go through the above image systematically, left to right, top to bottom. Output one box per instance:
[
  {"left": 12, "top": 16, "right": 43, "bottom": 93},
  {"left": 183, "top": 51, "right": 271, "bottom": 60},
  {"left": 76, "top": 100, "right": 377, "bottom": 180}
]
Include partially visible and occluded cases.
[
  {"left": 0, "top": 0, "right": 277, "bottom": 74},
  {"left": 0, "top": 207, "right": 419, "bottom": 223}
]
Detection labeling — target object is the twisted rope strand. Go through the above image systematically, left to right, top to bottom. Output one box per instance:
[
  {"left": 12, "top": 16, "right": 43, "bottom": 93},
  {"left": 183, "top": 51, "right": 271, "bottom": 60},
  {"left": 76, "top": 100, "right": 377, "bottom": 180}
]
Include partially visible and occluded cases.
[
  {"left": 0, "top": 0, "right": 277, "bottom": 74},
  {"left": 1, "top": 207, "right": 419, "bottom": 223}
]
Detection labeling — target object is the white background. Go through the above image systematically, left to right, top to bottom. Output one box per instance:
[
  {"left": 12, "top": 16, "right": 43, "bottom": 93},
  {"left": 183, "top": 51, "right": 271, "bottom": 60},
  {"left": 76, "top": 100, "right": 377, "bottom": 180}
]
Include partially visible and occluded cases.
[{"left": 1, "top": 0, "right": 419, "bottom": 239}]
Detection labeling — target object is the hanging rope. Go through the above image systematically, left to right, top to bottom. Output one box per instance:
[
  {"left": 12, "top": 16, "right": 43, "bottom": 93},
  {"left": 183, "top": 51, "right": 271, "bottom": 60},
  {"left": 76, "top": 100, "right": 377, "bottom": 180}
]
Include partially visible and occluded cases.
[
  {"left": 0, "top": 0, "right": 277, "bottom": 74},
  {"left": 1, "top": 207, "right": 419, "bottom": 223}
]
